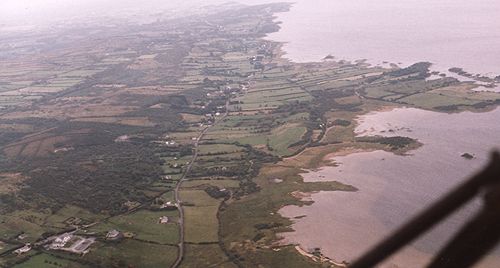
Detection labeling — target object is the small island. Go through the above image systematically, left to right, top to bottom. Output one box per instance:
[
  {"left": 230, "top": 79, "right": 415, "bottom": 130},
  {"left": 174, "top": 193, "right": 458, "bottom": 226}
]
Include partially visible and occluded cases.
[
  {"left": 323, "top": 54, "right": 334, "bottom": 60},
  {"left": 461, "top": 153, "right": 475, "bottom": 160}
]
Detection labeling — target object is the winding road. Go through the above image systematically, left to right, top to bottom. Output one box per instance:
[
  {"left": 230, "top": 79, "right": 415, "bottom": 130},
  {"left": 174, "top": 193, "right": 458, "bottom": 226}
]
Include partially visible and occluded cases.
[{"left": 171, "top": 100, "right": 229, "bottom": 268}]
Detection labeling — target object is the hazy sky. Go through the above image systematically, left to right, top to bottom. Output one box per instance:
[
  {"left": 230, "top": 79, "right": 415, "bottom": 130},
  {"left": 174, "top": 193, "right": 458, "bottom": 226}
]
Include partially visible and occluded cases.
[
  {"left": 0, "top": 0, "right": 281, "bottom": 27},
  {"left": 0, "top": 0, "right": 196, "bottom": 26}
]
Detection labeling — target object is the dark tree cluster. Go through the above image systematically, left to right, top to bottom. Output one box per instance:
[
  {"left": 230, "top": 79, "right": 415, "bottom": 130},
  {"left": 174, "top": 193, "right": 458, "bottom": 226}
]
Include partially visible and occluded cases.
[
  {"left": 357, "top": 136, "right": 416, "bottom": 150},
  {"left": 14, "top": 141, "right": 163, "bottom": 215}
]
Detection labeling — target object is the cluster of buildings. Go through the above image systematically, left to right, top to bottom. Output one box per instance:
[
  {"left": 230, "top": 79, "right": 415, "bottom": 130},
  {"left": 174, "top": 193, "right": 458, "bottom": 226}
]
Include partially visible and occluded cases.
[
  {"left": 249, "top": 42, "right": 273, "bottom": 70},
  {"left": 157, "top": 134, "right": 178, "bottom": 147},
  {"left": 165, "top": 140, "right": 176, "bottom": 146},
  {"left": 160, "top": 201, "right": 177, "bottom": 210},
  {"left": 106, "top": 215, "right": 171, "bottom": 241},
  {"left": 13, "top": 232, "right": 95, "bottom": 256},
  {"left": 46, "top": 233, "right": 95, "bottom": 255},
  {"left": 51, "top": 233, "right": 72, "bottom": 249}
]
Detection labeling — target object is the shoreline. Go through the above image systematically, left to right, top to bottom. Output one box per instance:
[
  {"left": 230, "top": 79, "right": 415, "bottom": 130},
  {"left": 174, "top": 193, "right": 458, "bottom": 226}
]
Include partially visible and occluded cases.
[
  {"left": 264, "top": 0, "right": 500, "bottom": 79},
  {"left": 219, "top": 2, "right": 500, "bottom": 267},
  {"left": 276, "top": 106, "right": 500, "bottom": 267},
  {"left": 294, "top": 245, "right": 348, "bottom": 267}
]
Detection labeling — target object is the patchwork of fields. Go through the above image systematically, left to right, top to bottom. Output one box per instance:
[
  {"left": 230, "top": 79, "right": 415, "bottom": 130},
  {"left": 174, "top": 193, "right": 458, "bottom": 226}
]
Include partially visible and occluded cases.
[{"left": 1, "top": 2, "right": 500, "bottom": 268}]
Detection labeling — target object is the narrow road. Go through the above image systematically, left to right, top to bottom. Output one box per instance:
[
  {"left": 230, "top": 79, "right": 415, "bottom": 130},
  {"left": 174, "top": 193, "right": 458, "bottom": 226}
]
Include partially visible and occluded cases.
[
  {"left": 171, "top": 100, "right": 230, "bottom": 268},
  {"left": 170, "top": 127, "right": 206, "bottom": 268}
]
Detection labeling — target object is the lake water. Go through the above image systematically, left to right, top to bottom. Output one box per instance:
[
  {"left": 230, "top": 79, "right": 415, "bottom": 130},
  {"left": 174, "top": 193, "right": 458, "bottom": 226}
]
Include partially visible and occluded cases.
[
  {"left": 267, "top": 0, "right": 500, "bottom": 77},
  {"left": 267, "top": 2, "right": 500, "bottom": 266},
  {"left": 280, "top": 107, "right": 500, "bottom": 267}
]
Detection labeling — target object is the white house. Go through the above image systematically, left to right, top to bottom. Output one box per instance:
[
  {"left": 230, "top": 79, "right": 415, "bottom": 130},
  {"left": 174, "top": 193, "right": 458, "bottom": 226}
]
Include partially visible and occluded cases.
[
  {"left": 159, "top": 216, "right": 169, "bottom": 224},
  {"left": 106, "top": 229, "right": 121, "bottom": 240},
  {"left": 53, "top": 234, "right": 72, "bottom": 248},
  {"left": 14, "top": 244, "right": 31, "bottom": 255}
]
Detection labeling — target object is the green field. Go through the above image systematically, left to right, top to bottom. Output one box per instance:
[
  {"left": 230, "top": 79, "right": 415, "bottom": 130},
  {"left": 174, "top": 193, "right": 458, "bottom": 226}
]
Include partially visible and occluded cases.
[
  {"left": 231, "top": 80, "right": 312, "bottom": 111},
  {"left": 398, "top": 85, "right": 500, "bottom": 110},
  {"left": 398, "top": 91, "right": 477, "bottom": 109},
  {"left": 268, "top": 124, "right": 308, "bottom": 156},
  {"left": 197, "top": 144, "right": 244, "bottom": 155},
  {"left": 197, "top": 152, "right": 246, "bottom": 162},
  {"left": 182, "top": 179, "right": 240, "bottom": 189},
  {"left": 180, "top": 190, "right": 221, "bottom": 243},
  {"left": 45, "top": 205, "right": 104, "bottom": 229},
  {"left": 0, "top": 210, "right": 57, "bottom": 243},
  {"left": 88, "top": 210, "right": 179, "bottom": 244},
  {"left": 84, "top": 240, "right": 178, "bottom": 268},
  {"left": 0, "top": 241, "right": 17, "bottom": 255},
  {"left": 180, "top": 244, "right": 237, "bottom": 268},
  {"left": 13, "top": 253, "right": 89, "bottom": 268}
]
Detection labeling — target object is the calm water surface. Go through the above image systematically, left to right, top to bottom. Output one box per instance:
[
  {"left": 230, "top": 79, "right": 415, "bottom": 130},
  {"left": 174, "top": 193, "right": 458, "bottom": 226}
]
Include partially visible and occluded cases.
[
  {"left": 267, "top": 0, "right": 500, "bottom": 77},
  {"left": 268, "top": 3, "right": 500, "bottom": 266},
  {"left": 280, "top": 107, "right": 500, "bottom": 267}
]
